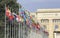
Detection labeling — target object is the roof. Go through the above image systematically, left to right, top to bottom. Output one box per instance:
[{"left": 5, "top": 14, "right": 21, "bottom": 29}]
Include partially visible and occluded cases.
[{"left": 36, "top": 9, "right": 60, "bottom": 13}]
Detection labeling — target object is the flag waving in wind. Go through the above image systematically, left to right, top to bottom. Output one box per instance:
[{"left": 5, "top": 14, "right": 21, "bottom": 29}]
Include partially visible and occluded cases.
[
  {"left": 6, "top": 7, "right": 14, "bottom": 21},
  {"left": 6, "top": 7, "right": 11, "bottom": 17},
  {"left": 19, "top": 8, "right": 27, "bottom": 21},
  {"left": 12, "top": 13, "right": 21, "bottom": 22}
]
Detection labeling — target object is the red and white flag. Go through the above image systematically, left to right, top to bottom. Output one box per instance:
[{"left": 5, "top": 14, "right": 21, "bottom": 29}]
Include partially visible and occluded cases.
[
  {"left": 6, "top": 7, "right": 11, "bottom": 17},
  {"left": 6, "top": 7, "right": 14, "bottom": 20},
  {"left": 16, "top": 15, "right": 21, "bottom": 22}
]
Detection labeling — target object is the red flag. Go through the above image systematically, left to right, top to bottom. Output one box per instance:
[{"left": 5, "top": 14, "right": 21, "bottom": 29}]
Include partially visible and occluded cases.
[
  {"left": 6, "top": 7, "right": 11, "bottom": 17},
  {"left": 6, "top": 7, "right": 14, "bottom": 20},
  {"left": 9, "top": 15, "right": 14, "bottom": 20},
  {"left": 36, "top": 23, "right": 40, "bottom": 30}
]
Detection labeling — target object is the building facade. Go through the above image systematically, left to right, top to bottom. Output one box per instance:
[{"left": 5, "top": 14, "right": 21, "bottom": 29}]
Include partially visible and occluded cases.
[{"left": 30, "top": 9, "right": 60, "bottom": 38}]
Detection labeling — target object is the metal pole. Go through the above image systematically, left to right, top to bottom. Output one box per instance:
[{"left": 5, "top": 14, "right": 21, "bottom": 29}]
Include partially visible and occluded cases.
[
  {"left": 5, "top": 4, "right": 7, "bottom": 38},
  {"left": 19, "top": 6, "right": 20, "bottom": 38},
  {"left": 14, "top": 18, "right": 15, "bottom": 38}
]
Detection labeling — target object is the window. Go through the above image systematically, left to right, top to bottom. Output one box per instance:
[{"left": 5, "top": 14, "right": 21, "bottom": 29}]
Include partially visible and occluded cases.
[
  {"left": 41, "top": 19, "right": 49, "bottom": 23},
  {"left": 53, "top": 19, "right": 60, "bottom": 23},
  {"left": 55, "top": 25, "right": 58, "bottom": 30}
]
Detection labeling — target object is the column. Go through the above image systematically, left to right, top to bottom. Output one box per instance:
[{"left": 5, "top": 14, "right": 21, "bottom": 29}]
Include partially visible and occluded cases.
[{"left": 49, "top": 19, "right": 54, "bottom": 38}]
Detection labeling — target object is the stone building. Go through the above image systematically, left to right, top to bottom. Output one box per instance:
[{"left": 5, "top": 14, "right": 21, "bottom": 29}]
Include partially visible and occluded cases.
[{"left": 30, "top": 9, "right": 60, "bottom": 38}]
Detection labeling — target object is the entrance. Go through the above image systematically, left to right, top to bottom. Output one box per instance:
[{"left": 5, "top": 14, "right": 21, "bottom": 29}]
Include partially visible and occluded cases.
[{"left": 54, "top": 31, "right": 60, "bottom": 38}]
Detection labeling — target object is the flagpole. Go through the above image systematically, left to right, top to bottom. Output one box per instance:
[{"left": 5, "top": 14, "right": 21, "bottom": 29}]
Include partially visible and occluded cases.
[
  {"left": 5, "top": 4, "right": 6, "bottom": 38},
  {"left": 18, "top": 5, "right": 20, "bottom": 38},
  {"left": 8, "top": 6, "right": 10, "bottom": 38},
  {"left": 11, "top": 8, "right": 13, "bottom": 38}
]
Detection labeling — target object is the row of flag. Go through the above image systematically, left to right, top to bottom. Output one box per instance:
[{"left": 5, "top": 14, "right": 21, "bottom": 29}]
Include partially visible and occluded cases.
[
  {"left": 5, "top": 6, "right": 49, "bottom": 35},
  {"left": 6, "top": 7, "right": 22, "bottom": 22},
  {"left": 6, "top": 7, "right": 40, "bottom": 30}
]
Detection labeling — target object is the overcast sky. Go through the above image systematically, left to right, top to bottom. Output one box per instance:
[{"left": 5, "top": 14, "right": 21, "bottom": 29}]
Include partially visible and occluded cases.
[{"left": 17, "top": 0, "right": 60, "bottom": 12}]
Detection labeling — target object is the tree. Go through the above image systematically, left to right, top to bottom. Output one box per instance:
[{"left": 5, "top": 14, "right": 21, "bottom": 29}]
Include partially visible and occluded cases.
[
  {"left": 0, "top": 0, "right": 21, "bottom": 38},
  {"left": 0, "top": 0, "right": 21, "bottom": 26}
]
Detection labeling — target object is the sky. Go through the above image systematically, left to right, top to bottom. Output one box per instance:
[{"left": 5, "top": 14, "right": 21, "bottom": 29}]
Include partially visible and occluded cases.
[{"left": 17, "top": 0, "right": 60, "bottom": 12}]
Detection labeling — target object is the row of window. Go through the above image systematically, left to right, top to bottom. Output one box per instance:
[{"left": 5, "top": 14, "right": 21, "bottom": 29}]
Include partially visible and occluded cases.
[
  {"left": 40, "top": 19, "right": 60, "bottom": 23},
  {"left": 41, "top": 19, "right": 49, "bottom": 23},
  {"left": 42, "top": 25, "right": 59, "bottom": 31}
]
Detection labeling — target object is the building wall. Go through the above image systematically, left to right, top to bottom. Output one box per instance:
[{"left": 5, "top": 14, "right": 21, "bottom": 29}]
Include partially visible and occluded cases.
[{"left": 30, "top": 9, "right": 60, "bottom": 38}]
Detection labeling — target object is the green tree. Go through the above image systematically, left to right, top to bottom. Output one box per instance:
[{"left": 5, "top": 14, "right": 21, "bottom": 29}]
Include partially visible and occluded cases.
[
  {"left": 0, "top": 0, "right": 21, "bottom": 38},
  {"left": 0, "top": 0, "right": 21, "bottom": 26}
]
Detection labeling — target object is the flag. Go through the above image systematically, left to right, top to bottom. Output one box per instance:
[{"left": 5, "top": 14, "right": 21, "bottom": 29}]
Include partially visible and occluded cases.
[
  {"left": 6, "top": 7, "right": 11, "bottom": 17},
  {"left": 6, "top": 7, "right": 14, "bottom": 21},
  {"left": 19, "top": 8, "right": 27, "bottom": 21},
  {"left": 19, "top": 8, "right": 25, "bottom": 16},
  {"left": 24, "top": 10, "right": 30, "bottom": 16},
  {"left": 12, "top": 13, "right": 21, "bottom": 22},
  {"left": 12, "top": 13, "right": 17, "bottom": 19},
  {"left": 8, "top": 15, "right": 14, "bottom": 20},
  {"left": 16, "top": 15, "right": 21, "bottom": 22},
  {"left": 30, "top": 16, "right": 35, "bottom": 23},
  {"left": 20, "top": 17, "right": 24, "bottom": 22},
  {"left": 26, "top": 19, "right": 29, "bottom": 25},
  {"left": 31, "top": 23, "right": 36, "bottom": 30},
  {"left": 36, "top": 23, "right": 40, "bottom": 30}
]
